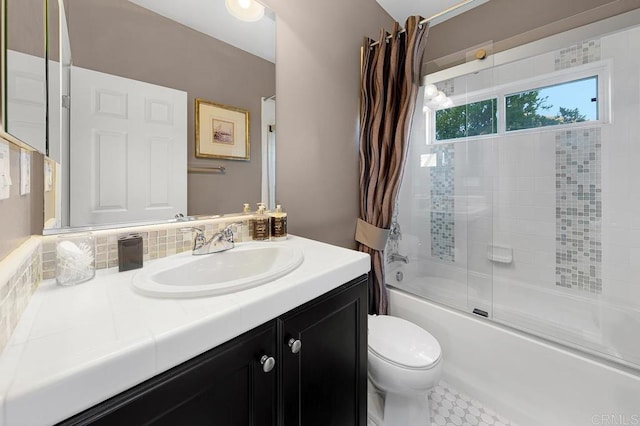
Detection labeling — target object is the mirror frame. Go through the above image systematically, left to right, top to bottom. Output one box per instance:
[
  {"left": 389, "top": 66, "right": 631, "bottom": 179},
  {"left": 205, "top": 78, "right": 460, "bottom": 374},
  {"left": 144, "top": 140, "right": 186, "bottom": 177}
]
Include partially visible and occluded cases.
[{"left": 0, "top": 0, "right": 46, "bottom": 154}]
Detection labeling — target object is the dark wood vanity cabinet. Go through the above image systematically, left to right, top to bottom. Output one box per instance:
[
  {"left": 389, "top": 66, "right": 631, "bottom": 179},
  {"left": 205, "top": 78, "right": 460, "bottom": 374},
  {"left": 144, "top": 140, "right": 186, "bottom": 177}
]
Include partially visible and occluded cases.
[
  {"left": 58, "top": 275, "right": 368, "bottom": 426},
  {"left": 280, "top": 276, "right": 368, "bottom": 426}
]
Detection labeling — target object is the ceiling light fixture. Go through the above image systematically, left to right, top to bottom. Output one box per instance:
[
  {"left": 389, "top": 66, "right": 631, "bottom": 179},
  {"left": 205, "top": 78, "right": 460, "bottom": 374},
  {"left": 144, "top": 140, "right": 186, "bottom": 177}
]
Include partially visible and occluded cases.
[{"left": 225, "top": 0, "right": 265, "bottom": 22}]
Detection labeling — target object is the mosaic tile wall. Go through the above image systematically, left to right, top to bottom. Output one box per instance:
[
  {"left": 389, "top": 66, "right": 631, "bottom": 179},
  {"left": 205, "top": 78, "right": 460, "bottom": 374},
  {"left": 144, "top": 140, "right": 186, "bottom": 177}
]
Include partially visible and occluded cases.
[
  {"left": 555, "top": 39, "right": 601, "bottom": 70},
  {"left": 436, "top": 79, "right": 455, "bottom": 97},
  {"left": 555, "top": 128, "right": 602, "bottom": 293},
  {"left": 430, "top": 144, "right": 455, "bottom": 262},
  {"left": 42, "top": 215, "right": 253, "bottom": 279},
  {"left": 0, "top": 241, "right": 42, "bottom": 354}
]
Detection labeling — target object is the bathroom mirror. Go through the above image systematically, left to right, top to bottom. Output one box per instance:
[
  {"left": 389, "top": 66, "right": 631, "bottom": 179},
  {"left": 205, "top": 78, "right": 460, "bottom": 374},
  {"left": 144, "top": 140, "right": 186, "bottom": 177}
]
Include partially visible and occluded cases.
[
  {"left": 1, "top": 0, "right": 47, "bottom": 154},
  {"left": 45, "top": 0, "right": 276, "bottom": 231}
]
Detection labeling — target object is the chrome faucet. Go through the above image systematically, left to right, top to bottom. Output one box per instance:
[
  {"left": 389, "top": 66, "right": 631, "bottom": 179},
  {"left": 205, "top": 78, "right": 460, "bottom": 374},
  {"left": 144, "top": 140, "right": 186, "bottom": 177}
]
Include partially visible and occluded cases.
[
  {"left": 387, "top": 221, "right": 409, "bottom": 263},
  {"left": 389, "top": 221, "right": 402, "bottom": 241},
  {"left": 180, "top": 224, "right": 239, "bottom": 255},
  {"left": 389, "top": 253, "right": 409, "bottom": 264}
]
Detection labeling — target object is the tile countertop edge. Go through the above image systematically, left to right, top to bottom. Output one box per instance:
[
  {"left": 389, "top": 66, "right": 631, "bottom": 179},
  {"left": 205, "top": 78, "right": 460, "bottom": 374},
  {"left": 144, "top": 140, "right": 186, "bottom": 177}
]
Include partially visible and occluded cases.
[
  {"left": 0, "top": 236, "right": 371, "bottom": 426},
  {"left": 7, "top": 336, "right": 157, "bottom": 426}
]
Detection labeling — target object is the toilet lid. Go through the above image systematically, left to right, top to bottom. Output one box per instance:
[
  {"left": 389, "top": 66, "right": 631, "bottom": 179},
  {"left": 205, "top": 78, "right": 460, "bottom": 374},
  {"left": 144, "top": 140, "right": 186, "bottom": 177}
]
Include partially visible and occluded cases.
[{"left": 368, "top": 315, "right": 441, "bottom": 368}]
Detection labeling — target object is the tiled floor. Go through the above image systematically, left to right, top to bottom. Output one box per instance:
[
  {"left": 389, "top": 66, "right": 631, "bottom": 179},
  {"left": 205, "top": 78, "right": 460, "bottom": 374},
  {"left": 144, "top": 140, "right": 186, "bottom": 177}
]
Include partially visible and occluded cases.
[
  {"left": 368, "top": 379, "right": 517, "bottom": 426},
  {"left": 429, "top": 381, "right": 517, "bottom": 426}
]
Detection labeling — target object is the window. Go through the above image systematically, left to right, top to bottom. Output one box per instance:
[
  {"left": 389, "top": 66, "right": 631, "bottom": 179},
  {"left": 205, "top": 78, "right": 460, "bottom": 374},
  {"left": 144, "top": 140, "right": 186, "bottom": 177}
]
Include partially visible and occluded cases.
[
  {"left": 430, "top": 66, "right": 607, "bottom": 144},
  {"left": 505, "top": 77, "right": 598, "bottom": 131},
  {"left": 435, "top": 98, "right": 497, "bottom": 141}
]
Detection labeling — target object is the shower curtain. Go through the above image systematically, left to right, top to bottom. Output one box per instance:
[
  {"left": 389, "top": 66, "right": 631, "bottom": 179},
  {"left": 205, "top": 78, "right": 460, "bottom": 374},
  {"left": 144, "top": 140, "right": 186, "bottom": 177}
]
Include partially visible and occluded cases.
[{"left": 357, "top": 16, "right": 428, "bottom": 314}]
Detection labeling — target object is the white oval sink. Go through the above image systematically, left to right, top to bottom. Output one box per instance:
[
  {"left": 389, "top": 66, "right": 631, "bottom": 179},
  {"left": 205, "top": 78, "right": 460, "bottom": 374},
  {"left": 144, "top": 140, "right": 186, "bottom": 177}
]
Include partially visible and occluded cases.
[{"left": 131, "top": 243, "right": 304, "bottom": 298}]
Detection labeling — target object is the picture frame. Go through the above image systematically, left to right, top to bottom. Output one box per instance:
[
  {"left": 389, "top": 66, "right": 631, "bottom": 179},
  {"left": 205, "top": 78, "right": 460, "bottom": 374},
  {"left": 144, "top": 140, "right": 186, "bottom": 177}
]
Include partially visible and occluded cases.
[{"left": 195, "top": 98, "right": 249, "bottom": 160}]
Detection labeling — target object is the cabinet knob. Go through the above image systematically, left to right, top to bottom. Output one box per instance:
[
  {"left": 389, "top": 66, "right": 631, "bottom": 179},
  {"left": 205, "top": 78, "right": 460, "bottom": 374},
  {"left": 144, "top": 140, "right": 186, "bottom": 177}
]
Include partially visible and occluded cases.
[
  {"left": 288, "top": 338, "right": 302, "bottom": 354},
  {"left": 260, "top": 355, "right": 275, "bottom": 373}
]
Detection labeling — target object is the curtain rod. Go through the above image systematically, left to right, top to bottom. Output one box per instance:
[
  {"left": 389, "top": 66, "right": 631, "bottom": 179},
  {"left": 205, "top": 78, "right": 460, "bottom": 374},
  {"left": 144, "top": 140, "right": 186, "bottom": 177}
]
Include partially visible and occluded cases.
[{"left": 369, "top": 0, "right": 476, "bottom": 47}]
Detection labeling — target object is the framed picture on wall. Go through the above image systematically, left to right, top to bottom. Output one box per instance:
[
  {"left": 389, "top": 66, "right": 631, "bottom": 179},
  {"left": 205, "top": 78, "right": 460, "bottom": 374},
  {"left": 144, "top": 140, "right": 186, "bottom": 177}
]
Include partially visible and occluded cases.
[{"left": 195, "top": 99, "right": 250, "bottom": 160}]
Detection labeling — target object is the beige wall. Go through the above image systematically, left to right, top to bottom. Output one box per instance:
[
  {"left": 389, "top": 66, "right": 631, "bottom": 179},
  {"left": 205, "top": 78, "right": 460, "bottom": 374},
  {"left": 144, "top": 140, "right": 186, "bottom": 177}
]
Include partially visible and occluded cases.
[
  {"left": 6, "top": 0, "right": 45, "bottom": 57},
  {"left": 66, "top": 0, "right": 275, "bottom": 216},
  {"left": 263, "top": 0, "right": 639, "bottom": 249},
  {"left": 263, "top": 0, "right": 393, "bottom": 248},
  {"left": 425, "top": 0, "right": 640, "bottom": 72},
  {"left": 0, "top": 140, "right": 43, "bottom": 261}
]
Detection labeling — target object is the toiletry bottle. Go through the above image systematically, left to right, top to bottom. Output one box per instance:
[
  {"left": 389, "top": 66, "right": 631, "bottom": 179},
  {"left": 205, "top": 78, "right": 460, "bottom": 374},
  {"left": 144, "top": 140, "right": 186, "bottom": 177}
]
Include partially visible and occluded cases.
[
  {"left": 244, "top": 203, "right": 254, "bottom": 236},
  {"left": 252, "top": 204, "right": 270, "bottom": 241},
  {"left": 269, "top": 204, "right": 288, "bottom": 241}
]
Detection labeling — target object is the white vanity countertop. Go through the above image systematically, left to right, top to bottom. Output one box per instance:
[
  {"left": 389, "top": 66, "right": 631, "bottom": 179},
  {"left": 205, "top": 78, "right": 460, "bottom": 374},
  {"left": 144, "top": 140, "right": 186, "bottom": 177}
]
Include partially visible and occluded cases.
[{"left": 0, "top": 236, "right": 370, "bottom": 426}]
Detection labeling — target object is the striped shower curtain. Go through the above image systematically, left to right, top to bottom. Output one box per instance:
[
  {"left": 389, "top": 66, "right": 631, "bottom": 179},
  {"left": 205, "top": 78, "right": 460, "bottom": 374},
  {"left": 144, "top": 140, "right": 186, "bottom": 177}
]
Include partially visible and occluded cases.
[{"left": 357, "top": 17, "right": 428, "bottom": 314}]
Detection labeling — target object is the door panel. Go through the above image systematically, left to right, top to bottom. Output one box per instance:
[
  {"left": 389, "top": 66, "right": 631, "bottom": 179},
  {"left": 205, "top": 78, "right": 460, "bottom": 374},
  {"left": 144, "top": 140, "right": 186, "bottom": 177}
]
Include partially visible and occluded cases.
[
  {"left": 70, "top": 66, "right": 187, "bottom": 226},
  {"left": 280, "top": 276, "right": 368, "bottom": 426}
]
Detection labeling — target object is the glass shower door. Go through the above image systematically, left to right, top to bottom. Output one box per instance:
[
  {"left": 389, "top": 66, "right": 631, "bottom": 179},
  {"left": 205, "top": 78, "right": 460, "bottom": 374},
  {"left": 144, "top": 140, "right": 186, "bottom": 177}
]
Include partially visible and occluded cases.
[
  {"left": 390, "top": 21, "right": 640, "bottom": 370},
  {"left": 387, "top": 67, "right": 497, "bottom": 317}
]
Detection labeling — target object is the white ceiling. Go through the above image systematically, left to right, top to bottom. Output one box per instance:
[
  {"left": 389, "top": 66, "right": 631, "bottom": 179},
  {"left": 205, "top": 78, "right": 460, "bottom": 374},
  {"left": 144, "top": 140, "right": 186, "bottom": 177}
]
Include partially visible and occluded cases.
[
  {"left": 127, "top": 0, "right": 488, "bottom": 64},
  {"left": 128, "top": 0, "right": 275, "bottom": 63},
  {"left": 375, "top": 0, "right": 490, "bottom": 26}
]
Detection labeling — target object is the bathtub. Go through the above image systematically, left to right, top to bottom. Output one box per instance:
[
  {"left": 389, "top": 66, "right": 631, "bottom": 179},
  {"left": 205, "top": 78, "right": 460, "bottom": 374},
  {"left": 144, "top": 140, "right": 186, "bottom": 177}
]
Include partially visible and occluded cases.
[
  {"left": 492, "top": 277, "right": 640, "bottom": 369},
  {"left": 387, "top": 283, "right": 640, "bottom": 426}
]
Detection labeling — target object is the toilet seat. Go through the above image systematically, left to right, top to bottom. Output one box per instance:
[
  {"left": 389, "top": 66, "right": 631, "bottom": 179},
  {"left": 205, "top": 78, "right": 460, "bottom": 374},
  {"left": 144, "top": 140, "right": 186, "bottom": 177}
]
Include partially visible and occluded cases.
[
  {"left": 368, "top": 315, "right": 441, "bottom": 369},
  {"left": 369, "top": 347, "right": 440, "bottom": 370}
]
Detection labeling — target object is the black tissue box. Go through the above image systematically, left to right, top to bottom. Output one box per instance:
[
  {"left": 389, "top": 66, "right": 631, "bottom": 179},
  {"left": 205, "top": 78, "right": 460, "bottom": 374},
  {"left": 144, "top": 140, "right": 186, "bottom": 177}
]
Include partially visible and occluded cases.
[{"left": 118, "top": 233, "right": 143, "bottom": 272}]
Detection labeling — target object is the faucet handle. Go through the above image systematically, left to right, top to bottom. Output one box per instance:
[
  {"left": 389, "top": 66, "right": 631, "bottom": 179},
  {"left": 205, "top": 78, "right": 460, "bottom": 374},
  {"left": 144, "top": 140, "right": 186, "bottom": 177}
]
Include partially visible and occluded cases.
[
  {"left": 224, "top": 221, "right": 244, "bottom": 229},
  {"left": 389, "top": 221, "right": 402, "bottom": 241},
  {"left": 220, "top": 222, "right": 244, "bottom": 242}
]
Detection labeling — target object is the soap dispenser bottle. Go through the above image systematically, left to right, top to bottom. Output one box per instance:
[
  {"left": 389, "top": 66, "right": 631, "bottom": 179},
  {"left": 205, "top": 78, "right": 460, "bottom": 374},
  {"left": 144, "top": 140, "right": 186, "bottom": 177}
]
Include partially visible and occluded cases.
[
  {"left": 252, "top": 204, "right": 270, "bottom": 241},
  {"left": 269, "top": 204, "right": 288, "bottom": 241}
]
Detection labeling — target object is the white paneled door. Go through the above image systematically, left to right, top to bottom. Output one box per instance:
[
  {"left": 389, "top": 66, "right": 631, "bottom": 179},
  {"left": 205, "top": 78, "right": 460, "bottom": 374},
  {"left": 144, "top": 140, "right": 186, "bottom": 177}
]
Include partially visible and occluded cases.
[{"left": 70, "top": 66, "right": 187, "bottom": 226}]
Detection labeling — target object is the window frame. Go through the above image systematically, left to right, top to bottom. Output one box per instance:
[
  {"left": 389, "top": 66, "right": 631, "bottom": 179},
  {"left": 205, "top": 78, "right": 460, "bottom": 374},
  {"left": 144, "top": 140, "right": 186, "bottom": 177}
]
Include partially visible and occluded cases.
[{"left": 428, "top": 60, "right": 611, "bottom": 144}]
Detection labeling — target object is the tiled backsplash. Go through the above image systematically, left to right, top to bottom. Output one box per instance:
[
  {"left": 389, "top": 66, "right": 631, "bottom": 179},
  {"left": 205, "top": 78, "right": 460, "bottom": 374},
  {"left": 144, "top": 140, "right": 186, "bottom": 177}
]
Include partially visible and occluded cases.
[
  {"left": 42, "top": 215, "right": 253, "bottom": 279},
  {"left": 0, "top": 238, "right": 42, "bottom": 354}
]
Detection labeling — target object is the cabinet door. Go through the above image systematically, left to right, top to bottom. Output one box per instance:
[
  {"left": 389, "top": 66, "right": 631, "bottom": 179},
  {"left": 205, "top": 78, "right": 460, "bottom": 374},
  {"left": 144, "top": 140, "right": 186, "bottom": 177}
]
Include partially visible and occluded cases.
[
  {"left": 280, "top": 276, "right": 368, "bottom": 426},
  {"left": 59, "top": 322, "right": 277, "bottom": 426}
]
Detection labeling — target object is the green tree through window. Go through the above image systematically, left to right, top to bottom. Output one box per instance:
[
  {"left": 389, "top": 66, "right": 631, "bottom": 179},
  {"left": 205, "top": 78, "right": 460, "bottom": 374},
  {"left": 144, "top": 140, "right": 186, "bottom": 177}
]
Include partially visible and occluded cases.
[
  {"left": 434, "top": 76, "right": 596, "bottom": 141},
  {"left": 506, "top": 76, "right": 596, "bottom": 131},
  {"left": 505, "top": 90, "right": 554, "bottom": 130},
  {"left": 506, "top": 90, "right": 587, "bottom": 131},
  {"left": 435, "top": 99, "right": 497, "bottom": 141}
]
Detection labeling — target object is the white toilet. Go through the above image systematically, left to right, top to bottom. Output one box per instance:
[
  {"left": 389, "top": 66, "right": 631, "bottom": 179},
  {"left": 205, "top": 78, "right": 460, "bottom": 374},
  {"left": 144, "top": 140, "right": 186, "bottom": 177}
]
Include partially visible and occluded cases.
[{"left": 367, "top": 314, "right": 442, "bottom": 426}]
